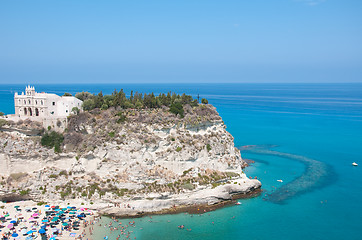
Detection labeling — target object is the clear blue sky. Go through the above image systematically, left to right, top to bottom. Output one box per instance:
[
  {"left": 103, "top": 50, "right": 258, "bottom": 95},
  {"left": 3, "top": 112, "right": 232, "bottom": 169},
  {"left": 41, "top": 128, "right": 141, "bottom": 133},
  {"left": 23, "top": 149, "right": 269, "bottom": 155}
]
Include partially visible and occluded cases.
[{"left": 1, "top": 0, "right": 361, "bottom": 83}]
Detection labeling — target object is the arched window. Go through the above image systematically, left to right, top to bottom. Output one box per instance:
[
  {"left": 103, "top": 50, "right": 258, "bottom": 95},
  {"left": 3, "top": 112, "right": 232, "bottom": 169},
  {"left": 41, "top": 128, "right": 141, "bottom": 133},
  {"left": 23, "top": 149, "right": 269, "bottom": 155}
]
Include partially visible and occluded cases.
[{"left": 24, "top": 108, "right": 27, "bottom": 115}]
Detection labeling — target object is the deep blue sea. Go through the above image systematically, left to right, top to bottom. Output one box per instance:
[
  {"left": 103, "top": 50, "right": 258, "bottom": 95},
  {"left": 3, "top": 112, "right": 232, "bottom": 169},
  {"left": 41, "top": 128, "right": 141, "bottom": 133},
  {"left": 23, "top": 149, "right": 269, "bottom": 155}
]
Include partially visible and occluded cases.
[{"left": 1, "top": 83, "right": 362, "bottom": 240}]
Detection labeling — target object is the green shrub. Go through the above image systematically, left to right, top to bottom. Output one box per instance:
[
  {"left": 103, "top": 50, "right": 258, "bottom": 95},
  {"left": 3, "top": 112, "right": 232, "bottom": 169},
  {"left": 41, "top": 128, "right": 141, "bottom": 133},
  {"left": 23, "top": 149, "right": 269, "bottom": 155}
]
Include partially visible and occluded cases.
[
  {"left": 201, "top": 98, "right": 208, "bottom": 104},
  {"left": 169, "top": 102, "right": 184, "bottom": 118},
  {"left": 71, "top": 107, "right": 80, "bottom": 115},
  {"left": 116, "top": 111, "right": 127, "bottom": 123},
  {"left": 0, "top": 119, "right": 7, "bottom": 128},
  {"left": 41, "top": 131, "right": 64, "bottom": 153},
  {"left": 108, "top": 131, "right": 115, "bottom": 138},
  {"left": 206, "top": 144, "right": 211, "bottom": 152},
  {"left": 176, "top": 147, "right": 182, "bottom": 152},
  {"left": 10, "top": 172, "right": 28, "bottom": 181},
  {"left": 225, "top": 172, "right": 240, "bottom": 178},
  {"left": 49, "top": 174, "right": 58, "bottom": 178},
  {"left": 181, "top": 183, "right": 195, "bottom": 190},
  {"left": 19, "top": 189, "right": 30, "bottom": 196}
]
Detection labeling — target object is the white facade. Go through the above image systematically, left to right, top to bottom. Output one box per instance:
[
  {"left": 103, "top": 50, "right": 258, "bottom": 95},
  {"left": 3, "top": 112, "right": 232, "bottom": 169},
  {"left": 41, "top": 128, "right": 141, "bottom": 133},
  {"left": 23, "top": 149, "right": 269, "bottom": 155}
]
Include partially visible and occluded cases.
[{"left": 14, "top": 86, "right": 83, "bottom": 119}]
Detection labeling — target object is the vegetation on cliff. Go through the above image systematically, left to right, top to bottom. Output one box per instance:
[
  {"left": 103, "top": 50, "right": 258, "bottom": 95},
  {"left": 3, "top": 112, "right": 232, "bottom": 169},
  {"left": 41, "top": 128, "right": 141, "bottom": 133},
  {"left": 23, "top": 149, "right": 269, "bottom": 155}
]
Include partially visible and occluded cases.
[{"left": 75, "top": 90, "right": 200, "bottom": 111}]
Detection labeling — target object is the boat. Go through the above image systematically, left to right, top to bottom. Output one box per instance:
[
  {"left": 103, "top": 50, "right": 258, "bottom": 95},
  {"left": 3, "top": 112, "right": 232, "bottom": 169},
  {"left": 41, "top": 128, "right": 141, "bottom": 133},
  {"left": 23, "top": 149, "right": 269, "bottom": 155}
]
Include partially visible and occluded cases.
[
  {"left": 352, "top": 162, "right": 358, "bottom": 166},
  {"left": 277, "top": 179, "right": 283, "bottom": 183},
  {"left": 235, "top": 202, "right": 242, "bottom": 205}
]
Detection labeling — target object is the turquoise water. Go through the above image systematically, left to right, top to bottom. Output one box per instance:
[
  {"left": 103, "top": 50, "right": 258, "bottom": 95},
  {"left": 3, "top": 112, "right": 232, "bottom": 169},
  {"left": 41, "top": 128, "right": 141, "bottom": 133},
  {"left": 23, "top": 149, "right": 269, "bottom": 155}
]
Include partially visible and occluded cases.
[{"left": 1, "top": 83, "right": 362, "bottom": 239}]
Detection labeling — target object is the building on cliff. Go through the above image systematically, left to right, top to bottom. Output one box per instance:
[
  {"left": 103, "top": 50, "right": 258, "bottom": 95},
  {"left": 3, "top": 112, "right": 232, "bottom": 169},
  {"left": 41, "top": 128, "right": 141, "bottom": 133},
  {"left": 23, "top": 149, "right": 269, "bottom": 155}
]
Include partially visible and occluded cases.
[{"left": 10, "top": 86, "right": 83, "bottom": 130}]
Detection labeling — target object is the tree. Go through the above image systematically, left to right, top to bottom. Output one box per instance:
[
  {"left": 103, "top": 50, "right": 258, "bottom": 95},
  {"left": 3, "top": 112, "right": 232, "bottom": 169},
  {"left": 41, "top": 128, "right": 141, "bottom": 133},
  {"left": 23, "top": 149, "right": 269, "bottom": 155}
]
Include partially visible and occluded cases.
[
  {"left": 94, "top": 91, "right": 104, "bottom": 108},
  {"left": 75, "top": 92, "right": 94, "bottom": 101},
  {"left": 63, "top": 93, "right": 72, "bottom": 96},
  {"left": 201, "top": 98, "right": 208, "bottom": 104},
  {"left": 82, "top": 99, "right": 95, "bottom": 111},
  {"left": 169, "top": 102, "right": 184, "bottom": 118},
  {"left": 71, "top": 107, "right": 80, "bottom": 115},
  {"left": 0, "top": 112, "right": 4, "bottom": 116}
]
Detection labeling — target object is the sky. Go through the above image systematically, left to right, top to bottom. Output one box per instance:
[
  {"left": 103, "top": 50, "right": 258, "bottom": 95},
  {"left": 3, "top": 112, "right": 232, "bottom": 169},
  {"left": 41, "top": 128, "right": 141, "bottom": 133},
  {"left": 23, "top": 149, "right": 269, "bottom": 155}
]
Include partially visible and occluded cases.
[{"left": 0, "top": 0, "right": 362, "bottom": 84}]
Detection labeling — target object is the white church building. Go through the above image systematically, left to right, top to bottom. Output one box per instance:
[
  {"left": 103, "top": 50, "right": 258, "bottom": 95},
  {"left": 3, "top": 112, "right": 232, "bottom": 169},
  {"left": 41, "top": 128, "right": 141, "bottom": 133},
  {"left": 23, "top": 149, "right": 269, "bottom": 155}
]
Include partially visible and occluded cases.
[
  {"left": 11, "top": 86, "right": 83, "bottom": 130},
  {"left": 14, "top": 86, "right": 82, "bottom": 118}
]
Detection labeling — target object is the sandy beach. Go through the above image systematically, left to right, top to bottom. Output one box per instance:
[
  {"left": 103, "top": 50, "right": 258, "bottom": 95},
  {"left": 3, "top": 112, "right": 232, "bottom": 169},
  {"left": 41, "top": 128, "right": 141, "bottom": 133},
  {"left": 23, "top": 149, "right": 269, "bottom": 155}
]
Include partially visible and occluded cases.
[{"left": 0, "top": 200, "right": 97, "bottom": 240}]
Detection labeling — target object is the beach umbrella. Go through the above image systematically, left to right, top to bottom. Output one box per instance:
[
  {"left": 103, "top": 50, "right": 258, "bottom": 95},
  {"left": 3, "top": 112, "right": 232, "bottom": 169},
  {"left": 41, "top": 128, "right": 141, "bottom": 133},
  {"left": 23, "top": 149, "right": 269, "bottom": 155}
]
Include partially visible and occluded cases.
[
  {"left": 45, "top": 205, "right": 50, "bottom": 207},
  {"left": 14, "top": 206, "right": 20, "bottom": 209},
  {"left": 32, "top": 213, "right": 38, "bottom": 217},
  {"left": 28, "top": 217, "right": 34, "bottom": 221},
  {"left": 42, "top": 219, "right": 49, "bottom": 223},
  {"left": 10, "top": 220, "right": 16, "bottom": 224},
  {"left": 62, "top": 222, "right": 68, "bottom": 226},
  {"left": 7, "top": 223, "right": 13, "bottom": 229},
  {"left": 38, "top": 228, "right": 46, "bottom": 234},
  {"left": 21, "top": 229, "right": 27, "bottom": 235},
  {"left": 26, "top": 230, "right": 34, "bottom": 235},
  {"left": 11, "top": 233, "right": 19, "bottom": 237},
  {"left": 25, "top": 236, "right": 33, "bottom": 240},
  {"left": 49, "top": 238, "right": 56, "bottom": 240}
]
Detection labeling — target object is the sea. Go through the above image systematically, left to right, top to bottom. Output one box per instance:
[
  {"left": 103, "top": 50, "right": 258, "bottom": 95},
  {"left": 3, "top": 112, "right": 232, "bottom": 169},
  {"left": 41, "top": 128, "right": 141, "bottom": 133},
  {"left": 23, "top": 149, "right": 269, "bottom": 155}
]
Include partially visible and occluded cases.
[{"left": 1, "top": 83, "right": 362, "bottom": 240}]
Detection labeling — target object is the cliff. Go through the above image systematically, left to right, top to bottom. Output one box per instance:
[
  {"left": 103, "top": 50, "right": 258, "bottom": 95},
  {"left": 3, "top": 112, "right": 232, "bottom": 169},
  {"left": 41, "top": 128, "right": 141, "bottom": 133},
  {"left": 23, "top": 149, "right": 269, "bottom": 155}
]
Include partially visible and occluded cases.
[{"left": 0, "top": 104, "right": 260, "bottom": 215}]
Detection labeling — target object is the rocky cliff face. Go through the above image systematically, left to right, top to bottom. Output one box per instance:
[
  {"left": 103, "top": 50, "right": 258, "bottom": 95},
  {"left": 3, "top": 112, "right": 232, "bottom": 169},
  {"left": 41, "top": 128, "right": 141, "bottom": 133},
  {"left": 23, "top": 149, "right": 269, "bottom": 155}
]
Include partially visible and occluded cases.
[{"left": 0, "top": 104, "right": 260, "bottom": 210}]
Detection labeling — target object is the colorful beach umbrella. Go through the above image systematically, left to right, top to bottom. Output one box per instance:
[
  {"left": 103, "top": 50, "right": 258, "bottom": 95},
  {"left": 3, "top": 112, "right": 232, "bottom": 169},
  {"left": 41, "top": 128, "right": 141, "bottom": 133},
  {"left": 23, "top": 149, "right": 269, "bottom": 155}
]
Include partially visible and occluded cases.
[
  {"left": 14, "top": 206, "right": 20, "bottom": 209},
  {"left": 32, "top": 213, "right": 38, "bottom": 217},
  {"left": 42, "top": 219, "right": 49, "bottom": 223},
  {"left": 10, "top": 220, "right": 16, "bottom": 224},
  {"left": 62, "top": 222, "right": 68, "bottom": 226},
  {"left": 7, "top": 223, "right": 13, "bottom": 229},
  {"left": 38, "top": 228, "right": 46, "bottom": 234},
  {"left": 26, "top": 230, "right": 34, "bottom": 235},
  {"left": 11, "top": 233, "right": 18, "bottom": 237}
]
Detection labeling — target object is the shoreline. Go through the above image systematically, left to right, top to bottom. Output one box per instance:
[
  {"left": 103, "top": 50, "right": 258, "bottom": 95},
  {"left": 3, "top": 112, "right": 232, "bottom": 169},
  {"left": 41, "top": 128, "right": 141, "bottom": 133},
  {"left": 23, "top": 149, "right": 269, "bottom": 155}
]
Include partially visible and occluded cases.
[
  {"left": 98, "top": 186, "right": 262, "bottom": 219},
  {"left": 147, "top": 187, "right": 262, "bottom": 217}
]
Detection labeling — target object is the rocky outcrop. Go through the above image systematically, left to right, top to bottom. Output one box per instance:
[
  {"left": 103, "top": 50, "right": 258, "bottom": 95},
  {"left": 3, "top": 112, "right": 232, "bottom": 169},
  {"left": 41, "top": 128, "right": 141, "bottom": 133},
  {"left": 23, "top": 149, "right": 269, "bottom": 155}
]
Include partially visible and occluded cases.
[{"left": 0, "top": 104, "right": 261, "bottom": 214}]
